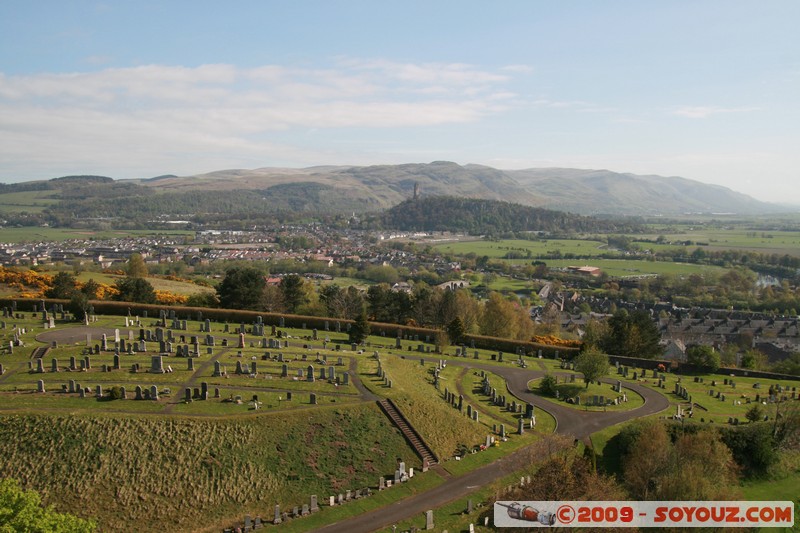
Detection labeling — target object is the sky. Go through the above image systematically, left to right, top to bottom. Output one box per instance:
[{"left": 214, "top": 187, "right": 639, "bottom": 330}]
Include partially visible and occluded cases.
[{"left": 1, "top": 1, "right": 799, "bottom": 205}]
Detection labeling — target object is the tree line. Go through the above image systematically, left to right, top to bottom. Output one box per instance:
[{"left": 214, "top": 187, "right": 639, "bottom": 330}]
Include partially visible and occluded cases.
[{"left": 365, "top": 196, "right": 643, "bottom": 235}]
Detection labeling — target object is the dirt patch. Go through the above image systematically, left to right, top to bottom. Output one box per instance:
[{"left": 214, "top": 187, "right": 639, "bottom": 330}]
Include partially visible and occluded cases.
[{"left": 35, "top": 326, "right": 122, "bottom": 345}]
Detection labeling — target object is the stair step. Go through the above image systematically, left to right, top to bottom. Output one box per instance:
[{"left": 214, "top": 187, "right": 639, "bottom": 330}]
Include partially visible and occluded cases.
[{"left": 377, "top": 399, "right": 438, "bottom": 465}]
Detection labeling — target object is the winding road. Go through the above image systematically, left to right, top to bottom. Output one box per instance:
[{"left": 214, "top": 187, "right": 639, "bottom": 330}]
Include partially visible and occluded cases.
[{"left": 315, "top": 354, "right": 669, "bottom": 533}]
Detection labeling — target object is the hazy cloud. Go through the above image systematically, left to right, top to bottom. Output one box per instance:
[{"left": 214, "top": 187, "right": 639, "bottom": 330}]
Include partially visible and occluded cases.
[
  {"left": 0, "top": 60, "right": 520, "bottom": 178},
  {"left": 672, "top": 105, "right": 761, "bottom": 119}
]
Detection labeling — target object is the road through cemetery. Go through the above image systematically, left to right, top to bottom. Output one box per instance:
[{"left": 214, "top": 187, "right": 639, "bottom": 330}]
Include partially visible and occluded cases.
[{"left": 316, "top": 354, "right": 670, "bottom": 533}]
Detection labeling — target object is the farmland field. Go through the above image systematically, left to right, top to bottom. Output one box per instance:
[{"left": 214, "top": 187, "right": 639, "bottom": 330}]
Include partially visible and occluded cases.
[
  {"left": 0, "top": 190, "right": 60, "bottom": 213},
  {"left": 0, "top": 226, "right": 194, "bottom": 243},
  {"left": 639, "top": 226, "right": 800, "bottom": 256},
  {"left": 435, "top": 238, "right": 609, "bottom": 263},
  {"left": 543, "top": 258, "right": 726, "bottom": 277}
]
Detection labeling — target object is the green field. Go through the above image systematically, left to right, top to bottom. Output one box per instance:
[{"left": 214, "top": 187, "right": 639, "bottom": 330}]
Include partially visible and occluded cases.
[
  {"left": 0, "top": 190, "right": 60, "bottom": 213},
  {"left": 640, "top": 225, "right": 800, "bottom": 257},
  {"left": 0, "top": 226, "right": 193, "bottom": 243},
  {"left": 436, "top": 238, "right": 608, "bottom": 259},
  {"left": 544, "top": 257, "right": 726, "bottom": 277}
]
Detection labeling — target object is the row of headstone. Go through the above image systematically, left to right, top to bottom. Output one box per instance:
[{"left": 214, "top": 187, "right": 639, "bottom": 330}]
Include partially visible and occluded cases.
[{"left": 674, "top": 382, "right": 691, "bottom": 402}]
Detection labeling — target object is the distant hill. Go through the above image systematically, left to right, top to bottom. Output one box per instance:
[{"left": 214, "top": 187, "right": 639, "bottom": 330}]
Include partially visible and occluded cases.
[
  {"left": 137, "top": 161, "right": 543, "bottom": 210},
  {"left": 0, "top": 162, "right": 787, "bottom": 227},
  {"left": 139, "top": 162, "right": 779, "bottom": 216},
  {"left": 506, "top": 168, "right": 781, "bottom": 215},
  {"left": 50, "top": 175, "right": 114, "bottom": 184},
  {"left": 375, "top": 196, "right": 642, "bottom": 234}
]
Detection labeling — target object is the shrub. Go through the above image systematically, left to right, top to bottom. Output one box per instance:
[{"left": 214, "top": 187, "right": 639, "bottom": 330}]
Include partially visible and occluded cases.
[{"left": 539, "top": 374, "right": 559, "bottom": 397}]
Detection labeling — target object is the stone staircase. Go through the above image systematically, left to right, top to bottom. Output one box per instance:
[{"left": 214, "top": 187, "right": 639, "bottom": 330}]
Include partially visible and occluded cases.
[
  {"left": 30, "top": 346, "right": 50, "bottom": 360},
  {"left": 377, "top": 398, "right": 438, "bottom": 466}
]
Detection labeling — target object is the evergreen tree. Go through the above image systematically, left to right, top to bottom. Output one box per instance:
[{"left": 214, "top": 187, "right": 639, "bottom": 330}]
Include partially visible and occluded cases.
[
  {"left": 216, "top": 267, "right": 265, "bottom": 310},
  {"left": 45, "top": 272, "right": 77, "bottom": 299},
  {"left": 280, "top": 274, "right": 307, "bottom": 313},
  {"left": 113, "top": 277, "right": 156, "bottom": 304},
  {"left": 602, "top": 309, "right": 662, "bottom": 358},
  {"left": 349, "top": 310, "right": 370, "bottom": 344},
  {"left": 447, "top": 317, "right": 466, "bottom": 345}
]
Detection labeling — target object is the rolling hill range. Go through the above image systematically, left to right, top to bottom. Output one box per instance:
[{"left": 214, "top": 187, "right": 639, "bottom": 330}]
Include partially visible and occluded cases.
[
  {"left": 0, "top": 162, "right": 786, "bottom": 227},
  {"left": 136, "top": 162, "right": 784, "bottom": 216},
  {"left": 505, "top": 168, "right": 781, "bottom": 215}
]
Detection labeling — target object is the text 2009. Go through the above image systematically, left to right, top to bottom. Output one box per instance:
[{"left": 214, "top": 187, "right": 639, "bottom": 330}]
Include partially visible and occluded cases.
[{"left": 577, "top": 506, "right": 634, "bottom": 523}]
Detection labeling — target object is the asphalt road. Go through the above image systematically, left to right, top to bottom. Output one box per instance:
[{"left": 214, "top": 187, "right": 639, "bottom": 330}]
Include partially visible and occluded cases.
[{"left": 316, "top": 355, "right": 669, "bottom": 533}]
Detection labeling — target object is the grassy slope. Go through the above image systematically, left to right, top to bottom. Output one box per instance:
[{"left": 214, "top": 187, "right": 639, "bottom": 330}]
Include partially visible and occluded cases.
[{"left": 0, "top": 406, "right": 417, "bottom": 532}]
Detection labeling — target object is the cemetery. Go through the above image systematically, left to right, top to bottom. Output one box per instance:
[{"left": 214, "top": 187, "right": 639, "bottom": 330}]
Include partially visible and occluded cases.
[{"left": 0, "top": 303, "right": 797, "bottom": 532}]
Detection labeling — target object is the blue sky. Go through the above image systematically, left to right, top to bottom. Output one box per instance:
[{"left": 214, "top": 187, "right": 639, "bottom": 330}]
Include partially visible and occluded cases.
[{"left": 1, "top": 1, "right": 798, "bottom": 205}]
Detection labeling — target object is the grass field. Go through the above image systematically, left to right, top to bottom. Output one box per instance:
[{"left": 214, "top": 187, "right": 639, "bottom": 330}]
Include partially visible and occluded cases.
[
  {"left": 0, "top": 190, "right": 60, "bottom": 213},
  {"left": 0, "top": 226, "right": 193, "bottom": 243},
  {"left": 639, "top": 226, "right": 800, "bottom": 257},
  {"left": 435, "top": 227, "right": 800, "bottom": 279},
  {"left": 435, "top": 238, "right": 609, "bottom": 263},
  {"left": 544, "top": 257, "right": 726, "bottom": 277},
  {"left": 615, "top": 366, "right": 800, "bottom": 424}
]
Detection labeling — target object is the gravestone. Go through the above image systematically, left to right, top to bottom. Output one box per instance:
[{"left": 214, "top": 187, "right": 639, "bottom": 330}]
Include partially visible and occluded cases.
[
  {"left": 150, "top": 355, "right": 164, "bottom": 374},
  {"left": 51, "top": 358, "right": 59, "bottom": 372},
  {"left": 187, "top": 358, "right": 194, "bottom": 371},
  {"left": 37, "top": 380, "right": 45, "bottom": 393},
  {"left": 134, "top": 385, "right": 143, "bottom": 400},
  {"left": 150, "top": 385, "right": 159, "bottom": 401},
  {"left": 119, "top": 386, "right": 126, "bottom": 399},
  {"left": 310, "top": 393, "right": 317, "bottom": 405},
  {"left": 425, "top": 510, "right": 434, "bottom": 530}
]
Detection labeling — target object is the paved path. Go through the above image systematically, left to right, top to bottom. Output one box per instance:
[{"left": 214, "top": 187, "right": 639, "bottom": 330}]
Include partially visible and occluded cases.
[{"left": 316, "top": 355, "right": 669, "bottom": 533}]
